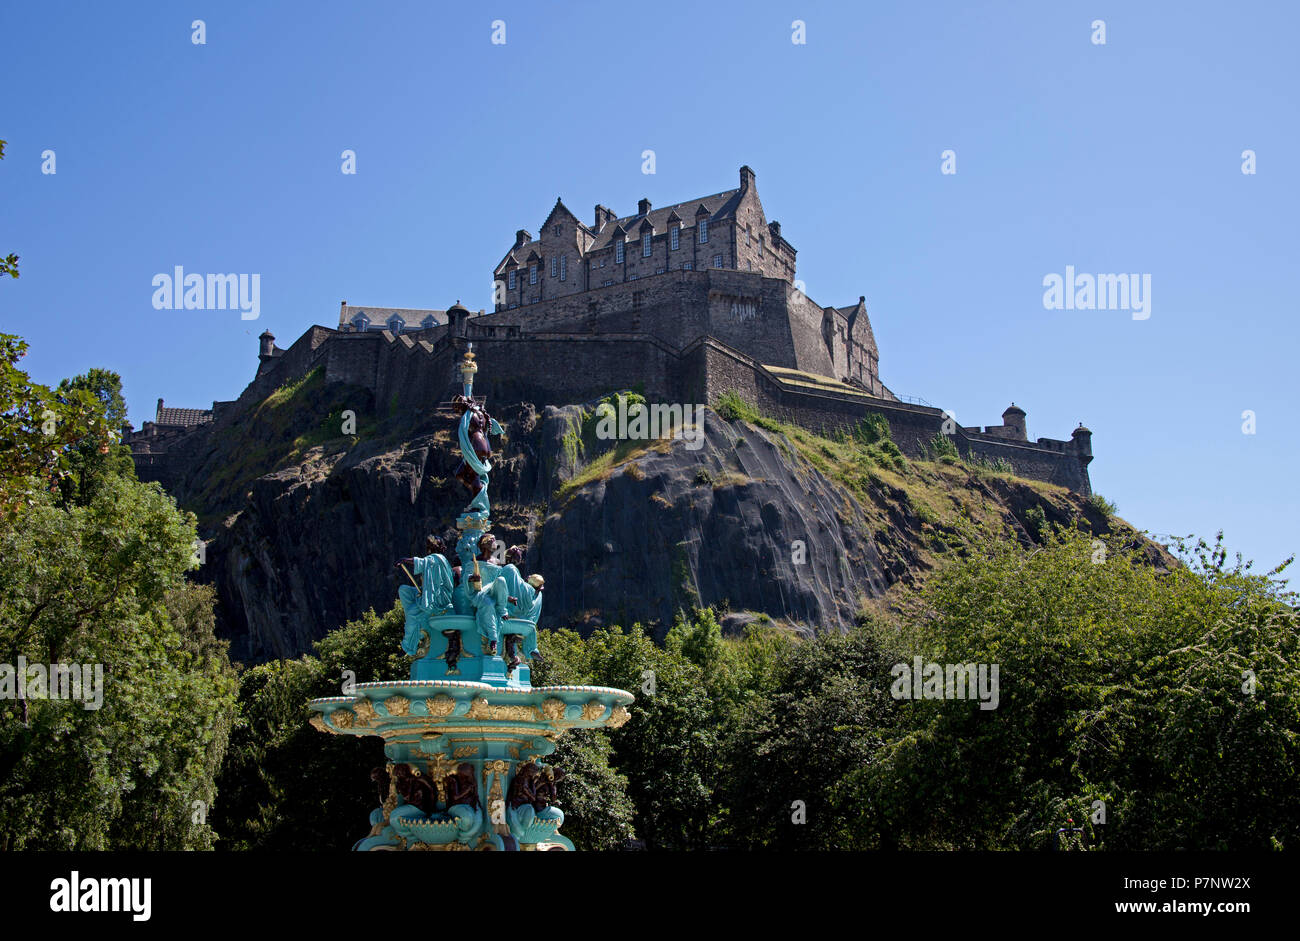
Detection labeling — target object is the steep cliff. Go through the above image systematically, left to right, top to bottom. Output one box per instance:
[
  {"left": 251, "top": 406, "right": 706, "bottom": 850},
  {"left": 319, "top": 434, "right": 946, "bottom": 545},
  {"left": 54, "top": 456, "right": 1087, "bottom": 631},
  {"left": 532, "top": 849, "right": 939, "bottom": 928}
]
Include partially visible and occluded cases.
[{"left": 162, "top": 375, "right": 1156, "bottom": 664}]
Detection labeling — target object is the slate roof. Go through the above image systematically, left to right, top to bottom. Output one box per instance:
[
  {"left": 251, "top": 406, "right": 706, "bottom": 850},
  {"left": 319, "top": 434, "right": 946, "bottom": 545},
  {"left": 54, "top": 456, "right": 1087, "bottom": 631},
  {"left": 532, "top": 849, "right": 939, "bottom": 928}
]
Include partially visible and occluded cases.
[
  {"left": 496, "top": 187, "right": 744, "bottom": 275},
  {"left": 586, "top": 189, "right": 741, "bottom": 253},
  {"left": 340, "top": 304, "right": 447, "bottom": 331},
  {"left": 156, "top": 405, "right": 213, "bottom": 427}
]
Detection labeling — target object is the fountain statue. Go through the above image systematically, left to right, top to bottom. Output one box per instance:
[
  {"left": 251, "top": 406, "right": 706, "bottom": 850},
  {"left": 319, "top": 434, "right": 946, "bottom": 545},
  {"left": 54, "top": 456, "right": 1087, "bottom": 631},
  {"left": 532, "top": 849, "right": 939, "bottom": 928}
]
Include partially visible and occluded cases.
[{"left": 307, "top": 347, "right": 633, "bottom": 850}]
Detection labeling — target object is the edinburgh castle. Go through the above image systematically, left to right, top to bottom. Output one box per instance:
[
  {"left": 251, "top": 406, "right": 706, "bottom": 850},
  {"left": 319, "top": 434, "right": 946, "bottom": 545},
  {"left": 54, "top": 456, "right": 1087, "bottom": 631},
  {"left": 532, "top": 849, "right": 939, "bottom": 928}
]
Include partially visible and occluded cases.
[{"left": 129, "top": 165, "right": 1094, "bottom": 494}]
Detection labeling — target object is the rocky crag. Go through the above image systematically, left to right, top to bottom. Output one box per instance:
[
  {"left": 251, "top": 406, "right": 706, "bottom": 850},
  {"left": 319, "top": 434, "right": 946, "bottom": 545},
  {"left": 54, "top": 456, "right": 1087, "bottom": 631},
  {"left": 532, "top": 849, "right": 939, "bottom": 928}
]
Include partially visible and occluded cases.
[{"left": 161, "top": 372, "right": 1155, "bottom": 664}]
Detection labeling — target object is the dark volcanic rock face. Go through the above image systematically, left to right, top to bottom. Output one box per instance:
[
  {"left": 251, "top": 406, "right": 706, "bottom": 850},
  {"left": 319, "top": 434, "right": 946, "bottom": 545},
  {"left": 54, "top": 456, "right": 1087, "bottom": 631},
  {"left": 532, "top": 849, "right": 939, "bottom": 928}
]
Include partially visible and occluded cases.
[
  {"left": 172, "top": 394, "right": 1138, "bottom": 664},
  {"left": 534, "top": 412, "right": 887, "bottom": 638}
]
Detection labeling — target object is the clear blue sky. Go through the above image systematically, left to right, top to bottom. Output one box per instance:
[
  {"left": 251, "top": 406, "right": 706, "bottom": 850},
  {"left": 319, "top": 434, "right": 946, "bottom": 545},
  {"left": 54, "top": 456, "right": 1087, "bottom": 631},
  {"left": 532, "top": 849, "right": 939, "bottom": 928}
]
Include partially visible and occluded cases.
[{"left": 2, "top": 1, "right": 1296, "bottom": 570}]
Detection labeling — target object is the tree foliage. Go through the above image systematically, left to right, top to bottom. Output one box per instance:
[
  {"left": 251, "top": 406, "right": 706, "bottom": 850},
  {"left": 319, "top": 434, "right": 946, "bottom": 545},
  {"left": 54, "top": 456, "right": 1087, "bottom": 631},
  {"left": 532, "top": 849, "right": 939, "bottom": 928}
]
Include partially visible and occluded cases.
[{"left": 0, "top": 351, "right": 235, "bottom": 849}]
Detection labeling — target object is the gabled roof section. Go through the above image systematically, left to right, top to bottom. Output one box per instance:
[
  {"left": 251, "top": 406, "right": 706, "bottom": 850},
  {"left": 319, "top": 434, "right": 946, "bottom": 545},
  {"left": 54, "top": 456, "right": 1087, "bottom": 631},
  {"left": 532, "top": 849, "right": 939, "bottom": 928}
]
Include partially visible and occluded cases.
[
  {"left": 588, "top": 188, "right": 740, "bottom": 252},
  {"left": 540, "top": 197, "right": 587, "bottom": 234}
]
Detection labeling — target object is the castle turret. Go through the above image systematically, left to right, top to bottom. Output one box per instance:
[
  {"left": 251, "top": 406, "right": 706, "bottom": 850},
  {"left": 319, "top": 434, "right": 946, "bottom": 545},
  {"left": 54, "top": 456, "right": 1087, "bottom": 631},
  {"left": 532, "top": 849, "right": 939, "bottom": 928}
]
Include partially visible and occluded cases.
[
  {"left": 447, "top": 300, "right": 470, "bottom": 336},
  {"left": 259, "top": 330, "right": 276, "bottom": 362},
  {"left": 1002, "top": 403, "right": 1027, "bottom": 440},
  {"left": 1071, "top": 423, "right": 1093, "bottom": 463}
]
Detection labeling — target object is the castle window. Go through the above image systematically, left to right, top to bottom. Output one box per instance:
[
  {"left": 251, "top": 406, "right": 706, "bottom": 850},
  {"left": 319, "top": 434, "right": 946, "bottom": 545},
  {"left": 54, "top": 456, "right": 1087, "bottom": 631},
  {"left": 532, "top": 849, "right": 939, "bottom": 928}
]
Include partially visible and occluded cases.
[
  {"left": 699, "top": 219, "right": 709, "bottom": 243},
  {"left": 554, "top": 224, "right": 561, "bottom": 235},
  {"left": 746, "top": 225, "right": 751, "bottom": 245},
  {"left": 670, "top": 226, "right": 679, "bottom": 251},
  {"left": 642, "top": 232, "right": 651, "bottom": 257},
  {"left": 759, "top": 236, "right": 764, "bottom": 258},
  {"left": 616, "top": 241, "right": 624, "bottom": 264},
  {"left": 560, "top": 254, "right": 566, "bottom": 281},
  {"left": 713, "top": 254, "right": 723, "bottom": 268},
  {"left": 600, "top": 257, "right": 606, "bottom": 267},
  {"left": 551, "top": 258, "right": 557, "bottom": 278},
  {"left": 682, "top": 262, "right": 693, "bottom": 270},
  {"left": 529, "top": 265, "right": 537, "bottom": 285},
  {"left": 655, "top": 267, "right": 664, "bottom": 274},
  {"left": 508, "top": 271, "right": 516, "bottom": 290},
  {"left": 629, "top": 273, "right": 638, "bottom": 280},
  {"left": 603, "top": 279, "right": 613, "bottom": 287},
  {"left": 633, "top": 292, "right": 643, "bottom": 310},
  {"left": 509, "top": 303, "right": 518, "bottom": 309},
  {"left": 350, "top": 313, "right": 370, "bottom": 331},
  {"left": 387, "top": 315, "right": 403, "bottom": 334},
  {"left": 421, "top": 315, "right": 436, "bottom": 329}
]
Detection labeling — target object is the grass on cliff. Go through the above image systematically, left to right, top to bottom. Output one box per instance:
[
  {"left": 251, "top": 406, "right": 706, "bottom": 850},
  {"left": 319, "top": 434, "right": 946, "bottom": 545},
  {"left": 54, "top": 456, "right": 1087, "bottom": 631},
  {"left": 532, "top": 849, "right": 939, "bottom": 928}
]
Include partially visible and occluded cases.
[
  {"left": 190, "top": 367, "right": 381, "bottom": 527},
  {"left": 710, "top": 391, "right": 1091, "bottom": 560}
]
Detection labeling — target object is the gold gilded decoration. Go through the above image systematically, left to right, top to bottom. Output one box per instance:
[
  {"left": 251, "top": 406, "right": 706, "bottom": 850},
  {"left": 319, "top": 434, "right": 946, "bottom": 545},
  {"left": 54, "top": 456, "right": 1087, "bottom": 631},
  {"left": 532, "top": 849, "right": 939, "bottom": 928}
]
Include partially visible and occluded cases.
[
  {"left": 413, "top": 629, "right": 431, "bottom": 660},
  {"left": 427, "top": 694, "right": 456, "bottom": 717},
  {"left": 384, "top": 695, "right": 411, "bottom": 717},
  {"left": 467, "top": 697, "right": 539, "bottom": 722},
  {"left": 541, "top": 698, "right": 566, "bottom": 722},
  {"left": 353, "top": 700, "right": 378, "bottom": 726},
  {"left": 581, "top": 700, "right": 607, "bottom": 721},
  {"left": 606, "top": 705, "right": 631, "bottom": 729},
  {"left": 331, "top": 709, "right": 356, "bottom": 730},
  {"left": 309, "top": 715, "right": 332, "bottom": 735},
  {"left": 506, "top": 744, "right": 520, "bottom": 758},
  {"left": 453, "top": 745, "right": 477, "bottom": 759},
  {"left": 426, "top": 755, "right": 457, "bottom": 803},
  {"left": 370, "top": 770, "right": 401, "bottom": 837},
  {"left": 410, "top": 841, "right": 470, "bottom": 851}
]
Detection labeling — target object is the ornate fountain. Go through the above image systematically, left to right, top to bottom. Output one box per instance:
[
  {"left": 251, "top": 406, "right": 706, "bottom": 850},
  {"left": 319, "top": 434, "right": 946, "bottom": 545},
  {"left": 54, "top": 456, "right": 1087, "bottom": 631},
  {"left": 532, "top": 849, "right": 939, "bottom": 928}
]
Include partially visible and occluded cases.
[{"left": 307, "top": 347, "right": 633, "bottom": 851}]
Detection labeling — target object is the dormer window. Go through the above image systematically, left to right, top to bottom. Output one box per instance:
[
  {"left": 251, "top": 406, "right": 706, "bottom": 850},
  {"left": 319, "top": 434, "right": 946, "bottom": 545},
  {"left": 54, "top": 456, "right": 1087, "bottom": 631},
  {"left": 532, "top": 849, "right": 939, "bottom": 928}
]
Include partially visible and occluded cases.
[
  {"left": 699, "top": 219, "right": 709, "bottom": 243},
  {"left": 670, "top": 226, "right": 680, "bottom": 251},
  {"left": 642, "top": 232, "right": 652, "bottom": 257},
  {"left": 616, "top": 241, "right": 624, "bottom": 264},
  {"left": 508, "top": 270, "right": 516, "bottom": 290},
  {"left": 350, "top": 313, "right": 370, "bottom": 332},
  {"left": 387, "top": 315, "right": 403, "bottom": 335},
  {"left": 421, "top": 315, "right": 436, "bottom": 329}
]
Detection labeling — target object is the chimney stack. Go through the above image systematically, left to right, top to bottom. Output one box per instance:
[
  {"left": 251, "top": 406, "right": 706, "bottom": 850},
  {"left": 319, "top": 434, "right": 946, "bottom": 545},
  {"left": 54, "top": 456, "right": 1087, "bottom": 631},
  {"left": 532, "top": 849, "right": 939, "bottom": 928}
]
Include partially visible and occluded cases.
[
  {"left": 740, "top": 165, "right": 756, "bottom": 191},
  {"left": 638, "top": 197, "right": 651, "bottom": 216}
]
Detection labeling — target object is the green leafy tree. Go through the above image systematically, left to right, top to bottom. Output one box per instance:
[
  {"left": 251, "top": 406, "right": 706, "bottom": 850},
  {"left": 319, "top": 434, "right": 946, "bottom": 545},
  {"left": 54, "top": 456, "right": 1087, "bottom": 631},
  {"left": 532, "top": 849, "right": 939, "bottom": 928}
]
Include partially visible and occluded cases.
[
  {"left": 1, "top": 336, "right": 116, "bottom": 518},
  {"left": 0, "top": 475, "right": 235, "bottom": 849},
  {"left": 835, "top": 527, "right": 1300, "bottom": 850}
]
